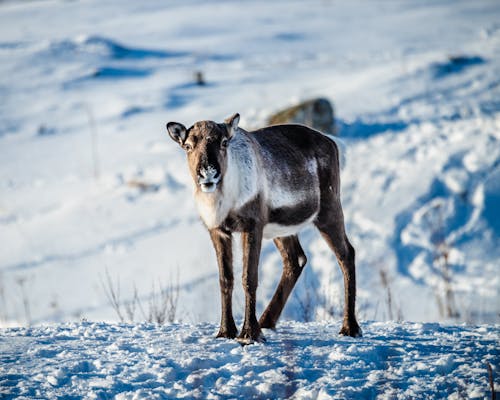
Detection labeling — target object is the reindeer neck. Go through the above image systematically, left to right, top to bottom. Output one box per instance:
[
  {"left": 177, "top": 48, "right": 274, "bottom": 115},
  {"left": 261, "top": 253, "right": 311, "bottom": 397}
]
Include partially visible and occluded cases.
[{"left": 194, "top": 132, "right": 260, "bottom": 230}]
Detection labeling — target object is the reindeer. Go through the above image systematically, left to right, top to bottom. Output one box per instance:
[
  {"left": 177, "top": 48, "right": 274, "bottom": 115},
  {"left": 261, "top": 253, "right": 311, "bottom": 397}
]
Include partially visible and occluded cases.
[{"left": 166, "top": 113, "right": 361, "bottom": 344}]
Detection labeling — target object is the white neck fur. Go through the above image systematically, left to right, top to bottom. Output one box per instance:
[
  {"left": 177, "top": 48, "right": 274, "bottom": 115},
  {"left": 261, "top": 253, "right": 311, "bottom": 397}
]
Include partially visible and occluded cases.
[{"left": 194, "top": 132, "right": 259, "bottom": 229}]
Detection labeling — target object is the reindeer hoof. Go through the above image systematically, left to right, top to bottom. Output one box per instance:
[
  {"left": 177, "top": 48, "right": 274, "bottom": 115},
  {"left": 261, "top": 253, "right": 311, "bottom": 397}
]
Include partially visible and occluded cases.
[
  {"left": 258, "top": 313, "right": 277, "bottom": 330},
  {"left": 258, "top": 321, "right": 276, "bottom": 330},
  {"left": 339, "top": 322, "right": 362, "bottom": 338},
  {"left": 236, "top": 327, "right": 266, "bottom": 345},
  {"left": 216, "top": 328, "right": 237, "bottom": 339},
  {"left": 236, "top": 334, "right": 266, "bottom": 346}
]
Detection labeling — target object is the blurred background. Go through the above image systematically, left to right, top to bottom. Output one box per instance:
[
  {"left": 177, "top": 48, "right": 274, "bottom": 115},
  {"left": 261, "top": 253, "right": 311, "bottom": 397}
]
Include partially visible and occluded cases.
[{"left": 1, "top": 0, "right": 499, "bottom": 327}]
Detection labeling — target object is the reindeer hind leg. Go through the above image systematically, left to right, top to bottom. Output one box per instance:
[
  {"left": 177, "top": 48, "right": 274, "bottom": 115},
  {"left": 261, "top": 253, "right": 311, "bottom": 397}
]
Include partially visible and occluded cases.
[
  {"left": 315, "top": 213, "right": 361, "bottom": 337},
  {"left": 259, "top": 235, "right": 307, "bottom": 329}
]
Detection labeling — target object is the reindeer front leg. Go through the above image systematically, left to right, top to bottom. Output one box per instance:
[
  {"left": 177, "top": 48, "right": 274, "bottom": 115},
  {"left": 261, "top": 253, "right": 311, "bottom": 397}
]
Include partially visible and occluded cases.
[
  {"left": 238, "top": 227, "right": 264, "bottom": 344},
  {"left": 210, "top": 228, "right": 237, "bottom": 339}
]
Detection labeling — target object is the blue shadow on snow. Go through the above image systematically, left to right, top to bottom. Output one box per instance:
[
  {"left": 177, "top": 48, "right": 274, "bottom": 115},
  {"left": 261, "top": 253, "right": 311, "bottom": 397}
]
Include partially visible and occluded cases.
[{"left": 429, "top": 55, "right": 486, "bottom": 80}]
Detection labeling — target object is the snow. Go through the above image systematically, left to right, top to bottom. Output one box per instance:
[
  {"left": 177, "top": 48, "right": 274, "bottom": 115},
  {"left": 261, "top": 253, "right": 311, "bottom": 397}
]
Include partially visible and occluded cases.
[
  {"left": 0, "top": 0, "right": 499, "bottom": 396},
  {"left": 0, "top": 321, "right": 498, "bottom": 399}
]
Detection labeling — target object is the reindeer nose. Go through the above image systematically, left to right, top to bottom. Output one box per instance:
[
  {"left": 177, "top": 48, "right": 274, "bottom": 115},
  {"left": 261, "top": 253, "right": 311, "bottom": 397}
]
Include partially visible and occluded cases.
[
  {"left": 198, "top": 165, "right": 221, "bottom": 193},
  {"left": 199, "top": 166, "right": 219, "bottom": 180}
]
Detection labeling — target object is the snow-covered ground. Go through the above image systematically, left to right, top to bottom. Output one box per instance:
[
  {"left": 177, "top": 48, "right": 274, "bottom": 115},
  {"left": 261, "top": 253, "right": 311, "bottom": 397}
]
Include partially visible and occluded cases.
[
  {"left": 1, "top": 0, "right": 500, "bottom": 397},
  {"left": 1, "top": 321, "right": 498, "bottom": 399}
]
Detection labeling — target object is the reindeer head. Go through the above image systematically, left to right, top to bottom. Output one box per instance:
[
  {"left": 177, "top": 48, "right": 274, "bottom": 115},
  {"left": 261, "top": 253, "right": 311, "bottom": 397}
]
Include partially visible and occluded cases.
[{"left": 167, "top": 113, "right": 240, "bottom": 193}]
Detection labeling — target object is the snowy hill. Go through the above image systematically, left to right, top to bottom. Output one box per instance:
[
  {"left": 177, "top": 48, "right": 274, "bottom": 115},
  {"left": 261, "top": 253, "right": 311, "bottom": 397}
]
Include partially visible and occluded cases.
[
  {"left": 0, "top": 0, "right": 499, "bottom": 329},
  {"left": 1, "top": 1, "right": 499, "bottom": 397},
  {"left": 1, "top": 321, "right": 498, "bottom": 399}
]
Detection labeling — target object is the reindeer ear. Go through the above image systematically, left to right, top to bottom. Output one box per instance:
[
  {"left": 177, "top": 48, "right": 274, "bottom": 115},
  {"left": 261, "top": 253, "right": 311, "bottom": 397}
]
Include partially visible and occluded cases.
[
  {"left": 224, "top": 113, "right": 240, "bottom": 138},
  {"left": 166, "top": 122, "right": 187, "bottom": 145}
]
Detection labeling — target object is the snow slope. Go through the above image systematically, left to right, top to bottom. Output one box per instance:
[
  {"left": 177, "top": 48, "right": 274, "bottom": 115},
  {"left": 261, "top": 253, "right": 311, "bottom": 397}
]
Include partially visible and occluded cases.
[
  {"left": 0, "top": 0, "right": 499, "bottom": 327},
  {"left": 1, "top": 2, "right": 500, "bottom": 398},
  {"left": 1, "top": 321, "right": 498, "bottom": 399}
]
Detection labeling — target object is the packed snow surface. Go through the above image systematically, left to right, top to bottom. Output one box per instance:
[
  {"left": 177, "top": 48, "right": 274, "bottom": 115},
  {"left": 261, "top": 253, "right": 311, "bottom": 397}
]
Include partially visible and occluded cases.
[{"left": 1, "top": 321, "right": 498, "bottom": 399}]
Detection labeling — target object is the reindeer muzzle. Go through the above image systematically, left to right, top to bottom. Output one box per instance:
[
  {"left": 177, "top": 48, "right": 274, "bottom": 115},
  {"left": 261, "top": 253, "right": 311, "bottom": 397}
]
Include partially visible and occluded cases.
[{"left": 198, "top": 166, "right": 221, "bottom": 193}]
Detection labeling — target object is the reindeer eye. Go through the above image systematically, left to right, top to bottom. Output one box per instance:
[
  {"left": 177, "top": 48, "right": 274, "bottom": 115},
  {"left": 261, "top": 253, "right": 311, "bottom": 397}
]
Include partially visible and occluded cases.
[
  {"left": 221, "top": 138, "right": 229, "bottom": 149},
  {"left": 183, "top": 143, "right": 193, "bottom": 152}
]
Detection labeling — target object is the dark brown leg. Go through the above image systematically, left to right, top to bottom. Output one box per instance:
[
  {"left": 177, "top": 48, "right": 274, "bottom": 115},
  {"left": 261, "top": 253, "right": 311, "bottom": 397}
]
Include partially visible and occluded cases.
[
  {"left": 315, "top": 217, "right": 361, "bottom": 337},
  {"left": 210, "top": 228, "right": 237, "bottom": 339},
  {"left": 237, "top": 228, "right": 264, "bottom": 344},
  {"left": 259, "top": 235, "right": 307, "bottom": 329}
]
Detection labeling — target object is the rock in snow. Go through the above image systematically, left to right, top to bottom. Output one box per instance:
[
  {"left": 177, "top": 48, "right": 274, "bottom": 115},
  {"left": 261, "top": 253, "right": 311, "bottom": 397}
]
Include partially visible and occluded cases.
[{"left": 268, "top": 98, "right": 336, "bottom": 135}]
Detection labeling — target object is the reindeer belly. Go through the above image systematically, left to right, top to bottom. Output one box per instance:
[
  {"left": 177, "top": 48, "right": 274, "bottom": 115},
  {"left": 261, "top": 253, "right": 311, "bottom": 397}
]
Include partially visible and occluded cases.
[
  {"left": 263, "top": 199, "right": 319, "bottom": 239},
  {"left": 263, "top": 214, "right": 317, "bottom": 239}
]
